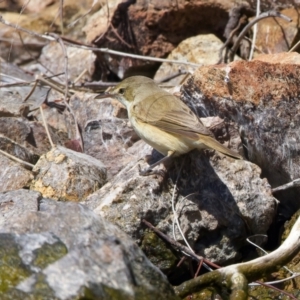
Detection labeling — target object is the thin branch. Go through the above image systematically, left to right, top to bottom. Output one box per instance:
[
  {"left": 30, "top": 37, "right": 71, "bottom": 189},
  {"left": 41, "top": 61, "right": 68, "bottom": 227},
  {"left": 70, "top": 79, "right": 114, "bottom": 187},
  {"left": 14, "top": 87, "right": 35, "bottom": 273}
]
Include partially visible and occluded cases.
[
  {"left": 59, "top": 0, "right": 64, "bottom": 35},
  {"left": 67, "top": 0, "right": 99, "bottom": 28},
  {"left": 248, "top": 0, "right": 260, "bottom": 60},
  {"left": 229, "top": 10, "right": 292, "bottom": 62},
  {"left": 0, "top": 15, "right": 202, "bottom": 67},
  {"left": 218, "top": 15, "right": 248, "bottom": 64},
  {"left": 17, "top": 32, "right": 52, "bottom": 74},
  {"left": 46, "top": 33, "right": 84, "bottom": 152},
  {"left": 289, "top": 39, "right": 300, "bottom": 52},
  {"left": 37, "top": 75, "right": 71, "bottom": 96},
  {"left": 23, "top": 79, "right": 39, "bottom": 102},
  {"left": 40, "top": 106, "right": 54, "bottom": 148},
  {"left": 0, "top": 149, "right": 34, "bottom": 168},
  {"left": 272, "top": 178, "right": 300, "bottom": 193},
  {"left": 142, "top": 219, "right": 219, "bottom": 270}
]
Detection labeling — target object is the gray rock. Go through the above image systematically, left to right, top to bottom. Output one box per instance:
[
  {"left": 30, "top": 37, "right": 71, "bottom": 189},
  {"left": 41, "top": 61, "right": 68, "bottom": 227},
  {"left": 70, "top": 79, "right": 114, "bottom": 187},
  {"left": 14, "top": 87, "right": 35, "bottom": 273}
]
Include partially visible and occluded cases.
[
  {"left": 39, "top": 42, "right": 96, "bottom": 82},
  {"left": 0, "top": 62, "right": 50, "bottom": 114},
  {"left": 67, "top": 93, "right": 139, "bottom": 178},
  {"left": 0, "top": 117, "right": 67, "bottom": 156},
  {"left": 0, "top": 134, "right": 39, "bottom": 164},
  {"left": 30, "top": 146, "right": 107, "bottom": 201},
  {"left": 86, "top": 146, "right": 277, "bottom": 265},
  {"left": 0, "top": 154, "right": 34, "bottom": 193},
  {"left": 0, "top": 189, "right": 40, "bottom": 228},
  {"left": 0, "top": 192, "right": 177, "bottom": 300}
]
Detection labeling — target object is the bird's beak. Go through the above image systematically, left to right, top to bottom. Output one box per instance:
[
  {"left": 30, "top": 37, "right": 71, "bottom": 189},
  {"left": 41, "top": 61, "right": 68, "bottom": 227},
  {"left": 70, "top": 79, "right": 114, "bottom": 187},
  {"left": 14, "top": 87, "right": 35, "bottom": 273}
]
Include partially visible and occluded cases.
[{"left": 95, "top": 92, "right": 114, "bottom": 99}]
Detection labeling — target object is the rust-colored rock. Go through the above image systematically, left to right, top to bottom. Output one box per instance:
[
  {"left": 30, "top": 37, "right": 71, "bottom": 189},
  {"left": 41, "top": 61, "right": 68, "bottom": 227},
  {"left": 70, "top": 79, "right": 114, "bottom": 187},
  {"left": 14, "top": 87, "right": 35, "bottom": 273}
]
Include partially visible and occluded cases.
[
  {"left": 84, "top": 0, "right": 239, "bottom": 78},
  {"left": 183, "top": 52, "right": 300, "bottom": 217},
  {"left": 192, "top": 58, "right": 300, "bottom": 105}
]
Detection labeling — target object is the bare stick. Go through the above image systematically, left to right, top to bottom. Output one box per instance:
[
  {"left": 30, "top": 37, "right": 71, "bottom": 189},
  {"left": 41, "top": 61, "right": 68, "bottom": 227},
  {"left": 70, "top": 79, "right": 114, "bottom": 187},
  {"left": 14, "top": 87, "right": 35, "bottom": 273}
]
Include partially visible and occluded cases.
[
  {"left": 59, "top": 0, "right": 64, "bottom": 35},
  {"left": 67, "top": 0, "right": 99, "bottom": 28},
  {"left": 248, "top": 0, "right": 260, "bottom": 60},
  {"left": 229, "top": 10, "right": 292, "bottom": 62},
  {"left": 218, "top": 15, "right": 247, "bottom": 64},
  {"left": 0, "top": 16, "right": 201, "bottom": 67},
  {"left": 47, "top": 33, "right": 84, "bottom": 152},
  {"left": 289, "top": 39, "right": 300, "bottom": 52},
  {"left": 23, "top": 79, "right": 39, "bottom": 102},
  {"left": 39, "top": 106, "right": 54, "bottom": 148},
  {"left": 0, "top": 149, "right": 34, "bottom": 168},
  {"left": 272, "top": 178, "right": 300, "bottom": 193},
  {"left": 142, "top": 219, "right": 220, "bottom": 270}
]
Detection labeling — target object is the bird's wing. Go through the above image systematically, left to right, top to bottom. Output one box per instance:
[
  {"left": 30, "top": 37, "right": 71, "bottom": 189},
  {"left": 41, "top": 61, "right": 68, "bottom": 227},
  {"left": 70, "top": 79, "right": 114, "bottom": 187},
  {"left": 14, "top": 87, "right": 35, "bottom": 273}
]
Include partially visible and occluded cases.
[{"left": 132, "top": 91, "right": 212, "bottom": 140}]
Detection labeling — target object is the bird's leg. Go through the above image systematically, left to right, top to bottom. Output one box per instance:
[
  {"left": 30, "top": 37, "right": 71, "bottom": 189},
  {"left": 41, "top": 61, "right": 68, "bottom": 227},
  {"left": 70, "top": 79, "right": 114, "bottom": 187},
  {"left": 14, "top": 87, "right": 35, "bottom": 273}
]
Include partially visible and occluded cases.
[{"left": 138, "top": 150, "right": 175, "bottom": 176}]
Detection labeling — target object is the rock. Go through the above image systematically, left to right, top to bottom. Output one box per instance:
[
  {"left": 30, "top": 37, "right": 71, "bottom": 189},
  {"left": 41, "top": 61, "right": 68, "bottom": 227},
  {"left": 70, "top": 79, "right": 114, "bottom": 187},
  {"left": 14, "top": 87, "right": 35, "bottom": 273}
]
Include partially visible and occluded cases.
[
  {"left": 83, "top": 0, "right": 239, "bottom": 79},
  {"left": 0, "top": 1, "right": 101, "bottom": 65},
  {"left": 251, "top": 8, "right": 298, "bottom": 57},
  {"left": 0, "top": 13, "right": 46, "bottom": 64},
  {"left": 154, "top": 34, "right": 241, "bottom": 85},
  {"left": 39, "top": 42, "right": 97, "bottom": 82},
  {"left": 182, "top": 52, "right": 300, "bottom": 217},
  {"left": 0, "top": 62, "right": 58, "bottom": 114},
  {"left": 0, "top": 87, "right": 30, "bottom": 118},
  {"left": 68, "top": 92, "right": 139, "bottom": 178},
  {"left": 0, "top": 117, "right": 67, "bottom": 156},
  {"left": 0, "top": 117, "right": 31, "bottom": 143},
  {"left": 27, "top": 121, "right": 68, "bottom": 155},
  {"left": 0, "top": 134, "right": 39, "bottom": 165},
  {"left": 86, "top": 145, "right": 276, "bottom": 266},
  {"left": 30, "top": 146, "right": 107, "bottom": 201},
  {"left": 0, "top": 154, "right": 34, "bottom": 193},
  {"left": 0, "top": 190, "right": 39, "bottom": 228},
  {"left": 0, "top": 191, "right": 178, "bottom": 300},
  {"left": 0, "top": 232, "right": 67, "bottom": 295}
]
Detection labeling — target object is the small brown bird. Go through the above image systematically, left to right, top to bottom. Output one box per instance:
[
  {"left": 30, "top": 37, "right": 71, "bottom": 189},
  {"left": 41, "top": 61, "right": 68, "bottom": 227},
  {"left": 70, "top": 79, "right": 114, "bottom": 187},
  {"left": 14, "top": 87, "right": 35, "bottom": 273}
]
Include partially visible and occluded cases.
[{"left": 108, "top": 76, "right": 242, "bottom": 174}]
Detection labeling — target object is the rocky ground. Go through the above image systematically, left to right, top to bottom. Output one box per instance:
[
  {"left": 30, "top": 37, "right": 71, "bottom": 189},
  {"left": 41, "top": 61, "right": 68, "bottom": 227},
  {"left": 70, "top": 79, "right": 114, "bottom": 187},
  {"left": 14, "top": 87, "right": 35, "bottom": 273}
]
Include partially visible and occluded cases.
[{"left": 1, "top": 0, "right": 300, "bottom": 299}]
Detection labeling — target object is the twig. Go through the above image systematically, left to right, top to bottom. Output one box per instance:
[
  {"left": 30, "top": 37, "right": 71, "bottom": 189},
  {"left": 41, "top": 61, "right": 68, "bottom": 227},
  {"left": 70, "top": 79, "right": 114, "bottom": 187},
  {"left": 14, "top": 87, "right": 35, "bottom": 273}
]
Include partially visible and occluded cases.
[
  {"left": 59, "top": 0, "right": 64, "bottom": 35},
  {"left": 67, "top": 0, "right": 99, "bottom": 28},
  {"left": 248, "top": 0, "right": 260, "bottom": 60},
  {"left": 229, "top": 10, "right": 292, "bottom": 62},
  {"left": 0, "top": 15, "right": 202, "bottom": 67},
  {"left": 218, "top": 15, "right": 248, "bottom": 64},
  {"left": 17, "top": 32, "right": 52, "bottom": 74},
  {"left": 47, "top": 33, "right": 84, "bottom": 152},
  {"left": 48, "top": 33, "right": 69, "bottom": 99},
  {"left": 289, "top": 40, "right": 300, "bottom": 52},
  {"left": 73, "top": 68, "right": 88, "bottom": 84},
  {"left": 157, "top": 70, "right": 188, "bottom": 83},
  {"left": 37, "top": 75, "right": 71, "bottom": 96},
  {"left": 22, "top": 79, "right": 39, "bottom": 102},
  {"left": 39, "top": 106, "right": 54, "bottom": 148},
  {"left": 0, "top": 149, "right": 34, "bottom": 168},
  {"left": 272, "top": 178, "right": 300, "bottom": 193},
  {"left": 142, "top": 219, "right": 220, "bottom": 270},
  {"left": 254, "top": 280, "right": 298, "bottom": 300}
]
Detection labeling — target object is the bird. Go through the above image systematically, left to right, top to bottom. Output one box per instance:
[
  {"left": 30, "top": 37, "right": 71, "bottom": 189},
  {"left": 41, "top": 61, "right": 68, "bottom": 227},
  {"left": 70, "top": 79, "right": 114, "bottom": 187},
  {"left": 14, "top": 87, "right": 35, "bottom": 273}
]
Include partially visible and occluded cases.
[{"left": 107, "top": 76, "right": 242, "bottom": 175}]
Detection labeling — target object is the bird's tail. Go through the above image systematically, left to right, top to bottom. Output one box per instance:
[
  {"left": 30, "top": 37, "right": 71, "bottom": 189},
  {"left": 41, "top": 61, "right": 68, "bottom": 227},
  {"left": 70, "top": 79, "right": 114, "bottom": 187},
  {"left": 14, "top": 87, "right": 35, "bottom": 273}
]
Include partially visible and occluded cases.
[{"left": 198, "top": 135, "right": 243, "bottom": 159}]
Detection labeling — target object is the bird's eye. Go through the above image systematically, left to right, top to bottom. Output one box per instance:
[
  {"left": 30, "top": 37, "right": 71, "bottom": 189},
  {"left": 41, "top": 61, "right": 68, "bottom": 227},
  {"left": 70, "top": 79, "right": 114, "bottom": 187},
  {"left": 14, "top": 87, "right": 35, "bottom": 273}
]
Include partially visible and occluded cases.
[{"left": 118, "top": 88, "right": 125, "bottom": 94}]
